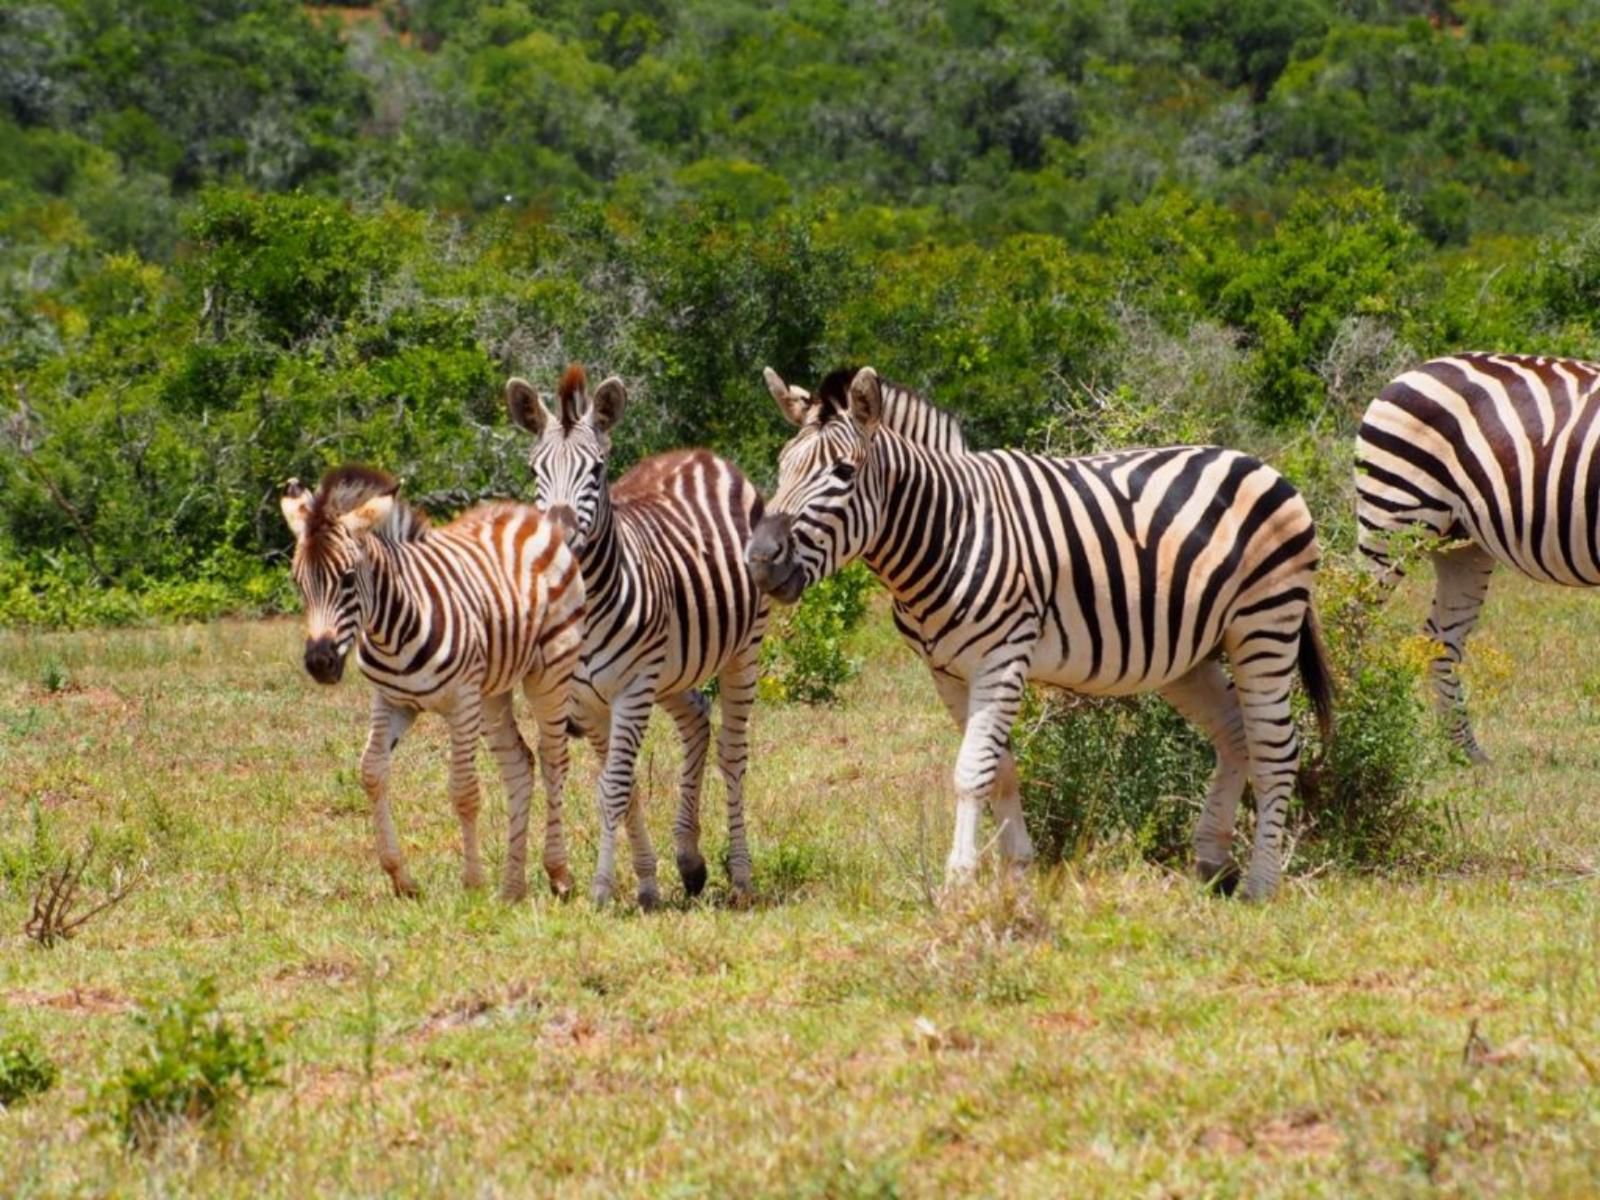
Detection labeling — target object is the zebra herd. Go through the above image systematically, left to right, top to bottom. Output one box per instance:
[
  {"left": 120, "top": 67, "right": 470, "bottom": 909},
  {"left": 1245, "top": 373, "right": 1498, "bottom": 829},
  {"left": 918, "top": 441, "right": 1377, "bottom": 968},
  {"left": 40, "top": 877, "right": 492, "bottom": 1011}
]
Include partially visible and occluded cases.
[{"left": 279, "top": 351, "right": 1600, "bottom": 906}]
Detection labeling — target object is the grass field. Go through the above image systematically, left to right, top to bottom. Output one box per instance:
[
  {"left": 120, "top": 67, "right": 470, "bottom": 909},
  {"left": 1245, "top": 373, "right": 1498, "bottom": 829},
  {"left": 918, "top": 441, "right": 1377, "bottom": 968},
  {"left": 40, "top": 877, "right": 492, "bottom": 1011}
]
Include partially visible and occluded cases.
[{"left": 4, "top": 572, "right": 1600, "bottom": 1196}]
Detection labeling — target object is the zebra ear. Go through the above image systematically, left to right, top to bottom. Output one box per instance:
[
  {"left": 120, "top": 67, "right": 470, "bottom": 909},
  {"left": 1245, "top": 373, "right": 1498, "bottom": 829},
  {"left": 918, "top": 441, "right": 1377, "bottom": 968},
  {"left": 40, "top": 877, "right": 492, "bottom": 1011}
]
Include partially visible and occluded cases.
[
  {"left": 764, "top": 367, "right": 813, "bottom": 427},
  {"left": 848, "top": 367, "right": 883, "bottom": 437},
  {"left": 590, "top": 376, "right": 627, "bottom": 434},
  {"left": 505, "top": 377, "right": 550, "bottom": 435},
  {"left": 280, "top": 479, "right": 313, "bottom": 540},
  {"left": 340, "top": 492, "right": 395, "bottom": 536}
]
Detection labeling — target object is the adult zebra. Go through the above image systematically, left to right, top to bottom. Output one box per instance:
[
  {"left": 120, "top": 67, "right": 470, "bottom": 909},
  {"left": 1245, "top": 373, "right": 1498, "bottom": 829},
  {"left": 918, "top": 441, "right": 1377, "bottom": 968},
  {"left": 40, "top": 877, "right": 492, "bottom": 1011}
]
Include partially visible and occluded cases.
[
  {"left": 1356, "top": 352, "right": 1600, "bottom": 762},
  {"left": 507, "top": 366, "right": 769, "bottom": 908},
  {"left": 747, "top": 367, "right": 1333, "bottom": 901},
  {"left": 280, "top": 465, "right": 584, "bottom": 901}
]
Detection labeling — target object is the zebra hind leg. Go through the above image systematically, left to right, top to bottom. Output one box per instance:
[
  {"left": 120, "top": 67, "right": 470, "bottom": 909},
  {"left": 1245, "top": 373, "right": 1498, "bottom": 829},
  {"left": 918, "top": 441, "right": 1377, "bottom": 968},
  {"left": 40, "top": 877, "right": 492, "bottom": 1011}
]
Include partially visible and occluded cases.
[
  {"left": 1426, "top": 543, "right": 1496, "bottom": 765},
  {"left": 1224, "top": 615, "right": 1306, "bottom": 903},
  {"left": 716, "top": 647, "right": 761, "bottom": 905},
  {"left": 1158, "top": 659, "right": 1249, "bottom": 893},
  {"left": 523, "top": 672, "right": 576, "bottom": 900},
  {"left": 595, "top": 682, "right": 661, "bottom": 910},
  {"left": 660, "top": 689, "right": 712, "bottom": 898},
  {"left": 482, "top": 691, "right": 535, "bottom": 902},
  {"left": 445, "top": 699, "right": 489, "bottom": 891}
]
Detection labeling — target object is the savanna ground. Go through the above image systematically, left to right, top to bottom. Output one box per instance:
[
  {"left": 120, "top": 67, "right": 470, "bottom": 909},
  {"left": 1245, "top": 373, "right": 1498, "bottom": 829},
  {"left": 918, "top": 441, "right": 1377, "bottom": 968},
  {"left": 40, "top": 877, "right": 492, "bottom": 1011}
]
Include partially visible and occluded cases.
[{"left": 3, "top": 572, "right": 1600, "bottom": 1197}]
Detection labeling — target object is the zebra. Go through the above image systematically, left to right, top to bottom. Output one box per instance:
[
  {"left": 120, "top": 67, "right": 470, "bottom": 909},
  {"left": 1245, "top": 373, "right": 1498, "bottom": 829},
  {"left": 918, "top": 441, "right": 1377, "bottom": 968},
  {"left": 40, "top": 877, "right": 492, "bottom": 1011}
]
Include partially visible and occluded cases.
[
  {"left": 1356, "top": 351, "right": 1600, "bottom": 762},
  {"left": 507, "top": 365, "right": 770, "bottom": 908},
  {"left": 746, "top": 366, "right": 1333, "bottom": 901},
  {"left": 280, "top": 465, "right": 585, "bottom": 901}
]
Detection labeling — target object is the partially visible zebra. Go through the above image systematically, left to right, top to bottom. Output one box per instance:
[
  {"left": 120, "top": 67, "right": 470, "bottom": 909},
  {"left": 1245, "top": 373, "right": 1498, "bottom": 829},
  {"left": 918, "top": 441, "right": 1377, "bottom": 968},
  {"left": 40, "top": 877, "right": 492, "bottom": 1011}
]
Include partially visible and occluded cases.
[
  {"left": 1357, "top": 352, "right": 1600, "bottom": 761},
  {"left": 507, "top": 366, "right": 769, "bottom": 908},
  {"left": 747, "top": 367, "right": 1333, "bottom": 900},
  {"left": 280, "top": 465, "right": 584, "bottom": 900}
]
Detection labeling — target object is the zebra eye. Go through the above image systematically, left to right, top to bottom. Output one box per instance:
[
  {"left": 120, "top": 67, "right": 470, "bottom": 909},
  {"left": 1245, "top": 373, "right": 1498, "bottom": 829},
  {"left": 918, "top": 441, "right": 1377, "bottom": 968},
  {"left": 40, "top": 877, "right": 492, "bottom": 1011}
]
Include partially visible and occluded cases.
[
  {"left": 830, "top": 462, "right": 856, "bottom": 482},
  {"left": 339, "top": 569, "right": 355, "bottom": 590}
]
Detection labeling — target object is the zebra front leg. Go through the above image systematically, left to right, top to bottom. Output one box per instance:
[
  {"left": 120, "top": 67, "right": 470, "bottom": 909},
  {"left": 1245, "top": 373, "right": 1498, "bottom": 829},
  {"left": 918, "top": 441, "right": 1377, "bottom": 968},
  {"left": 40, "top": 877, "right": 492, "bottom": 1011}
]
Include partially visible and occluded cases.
[
  {"left": 1426, "top": 543, "right": 1496, "bottom": 764},
  {"left": 1225, "top": 619, "right": 1305, "bottom": 902},
  {"left": 716, "top": 647, "right": 761, "bottom": 904},
  {"left": 945, "top": 659, "right": 1030, "bottom": 886},
  {"left": 1159, "top": 659, "right": 1249, "bottom": 892},
  {"left": 930, "top": 669, "right": 1034, "bottom": 876},
  {"left": 524, "top": 671, "right": 576, "bottom": 899},
  {"left": 594, "top": 679, "right": 661, "bottom": 910},
  {"left": 660, "top": 688, "right": 712, "bottom": 898},
  {"left": 482, "top": 691, "right": 536, "bottom": 903},
  {"left": 360, "top": 694, "right": 419, "bottom": 897},
  {"left": 445, "top": 698, "right": 488, "bottom": 891}
]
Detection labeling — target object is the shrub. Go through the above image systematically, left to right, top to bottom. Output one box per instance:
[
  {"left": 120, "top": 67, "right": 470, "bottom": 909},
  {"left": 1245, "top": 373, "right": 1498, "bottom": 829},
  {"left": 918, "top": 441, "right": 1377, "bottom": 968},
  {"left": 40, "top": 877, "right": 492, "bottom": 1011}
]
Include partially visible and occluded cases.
[
  {"left": 1015, "top": 553, "right": 1444, "bottom": 876},
  {"left": 759, "top": 563, "right": 874, "bottom": 705},
  {"left": 1014, "top": 690, "right": 1214, "bottom": 866},
  {"left": 111, "top": 977, "right": 278, "bottom": 1148},
  {"left": 0, "top": 1033, "right": 57, "bottom": 1107}
]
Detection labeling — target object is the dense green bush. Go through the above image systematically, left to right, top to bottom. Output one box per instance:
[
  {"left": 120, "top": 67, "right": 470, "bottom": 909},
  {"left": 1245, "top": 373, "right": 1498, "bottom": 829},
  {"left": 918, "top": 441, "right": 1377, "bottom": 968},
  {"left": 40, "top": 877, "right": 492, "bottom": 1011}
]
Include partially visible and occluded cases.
[
  {"left": 1014, "top": 553, "right": 1445, "bottom": 876},
  {"left": 759, "top": 564, "right": 874, "bottom": 705},
  {"left": 111, "top": 977, "right": 278, "bottom": 1148},
  {"left": 0, "top": 1032, "right": 57, "bottom": 1108}
]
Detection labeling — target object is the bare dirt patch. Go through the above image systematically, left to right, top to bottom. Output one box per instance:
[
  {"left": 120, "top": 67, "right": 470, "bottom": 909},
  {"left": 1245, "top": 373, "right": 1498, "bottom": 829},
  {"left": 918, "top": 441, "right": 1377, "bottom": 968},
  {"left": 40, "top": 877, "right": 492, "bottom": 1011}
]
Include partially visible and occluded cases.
[{"left": 4, "top": 985, "right": 133, "bottom": 1014}]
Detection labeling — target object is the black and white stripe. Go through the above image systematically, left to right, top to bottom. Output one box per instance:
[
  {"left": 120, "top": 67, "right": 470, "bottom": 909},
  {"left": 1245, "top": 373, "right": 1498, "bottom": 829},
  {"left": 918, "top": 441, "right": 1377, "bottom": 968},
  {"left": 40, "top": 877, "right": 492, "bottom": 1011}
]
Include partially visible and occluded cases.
[
  {"left": 1356, "top": 351, "right": 1600, "bottom": 761},
  {"left": 508, "top": 366, "right": 770, "bottom": 908},
  {"left": 747, "top": 367, "right": 1332, "bottom": 900},
  {"left": 281, "top": 465, "right": 585, "bottom": 900}
]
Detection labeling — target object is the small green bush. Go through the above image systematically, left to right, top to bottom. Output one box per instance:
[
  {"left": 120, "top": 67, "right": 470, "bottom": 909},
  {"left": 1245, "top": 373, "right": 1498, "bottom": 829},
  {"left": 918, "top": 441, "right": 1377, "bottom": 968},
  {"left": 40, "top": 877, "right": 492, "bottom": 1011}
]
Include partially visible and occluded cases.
[
  {"left": 1016, "top": 554, "right": 1444, "bottom": 875},
  {"left": 759, "top": 563, "right": 874, "bottom": 705},
  {"left": 1015, "top": 690, "right": 1214, "bottom": 866},
  {"left": 112, "top": 977, "right": 278, "bottom": 1148},
  {"left": 0, "top": 1033, "right": 57, "bottom": 1107}
]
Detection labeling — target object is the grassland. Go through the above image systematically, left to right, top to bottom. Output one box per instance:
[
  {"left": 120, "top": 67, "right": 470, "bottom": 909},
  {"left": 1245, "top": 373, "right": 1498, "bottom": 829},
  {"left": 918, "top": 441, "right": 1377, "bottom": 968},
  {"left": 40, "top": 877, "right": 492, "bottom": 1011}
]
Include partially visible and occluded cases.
[{"left": 3, "top": 572, "right": 1600, "bottom": 1197}]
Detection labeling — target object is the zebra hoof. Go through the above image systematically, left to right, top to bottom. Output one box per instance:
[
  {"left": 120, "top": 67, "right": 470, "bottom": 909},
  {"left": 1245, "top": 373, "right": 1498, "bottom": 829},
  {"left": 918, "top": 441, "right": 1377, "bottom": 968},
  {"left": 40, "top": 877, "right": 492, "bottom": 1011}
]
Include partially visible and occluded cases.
[
  {"left": 1466, "top": 745, "right": 1492, "bottom": 767},
  {"left": 677, "top": 854, "right": 709, "bottom": 898},
  {"left": 1197, "top": 860, "right": 1240, "bottom": 898},
  {"left": 545, "top": 867, "right": 574, "bottom": 902},
  {"left": 390, "top": 874, "right": 421, "bottom": 900},
  {"left": 1240, "top": 877, "right": 1278, "bottom": 904},
  {"left": 499, "top": 881, "right": 528, "bottom": 904},
  {"left": 590, "top": 881, "right": 615, "bottom": 908},
  {"left": 637, "top": 881, "right": 662, "bottom": 913},
  {"left": 729, "top": 883, "right": 756, "bottom": 911}
]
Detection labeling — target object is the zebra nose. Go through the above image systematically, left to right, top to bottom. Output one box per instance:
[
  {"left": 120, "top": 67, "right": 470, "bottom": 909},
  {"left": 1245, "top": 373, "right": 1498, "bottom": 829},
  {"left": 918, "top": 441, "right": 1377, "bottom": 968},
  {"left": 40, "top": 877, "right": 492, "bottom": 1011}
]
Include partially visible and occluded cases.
[
  {"left": 547, "top": 504, "right": 579, "bottom": 541},
  {"left": 746, "top": 515, "right": 792, "bottom": 566},
  {"left": 304, "top": 636, "right": 344, "bottom": 685}
]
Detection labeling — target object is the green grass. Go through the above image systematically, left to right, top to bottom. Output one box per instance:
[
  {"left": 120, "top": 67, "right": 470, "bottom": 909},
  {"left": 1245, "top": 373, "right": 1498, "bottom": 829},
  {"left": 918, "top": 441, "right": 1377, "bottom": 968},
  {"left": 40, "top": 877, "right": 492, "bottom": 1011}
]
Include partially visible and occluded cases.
[{"left": 3, "top": 574, "right": 1600, "bottom": 1196}]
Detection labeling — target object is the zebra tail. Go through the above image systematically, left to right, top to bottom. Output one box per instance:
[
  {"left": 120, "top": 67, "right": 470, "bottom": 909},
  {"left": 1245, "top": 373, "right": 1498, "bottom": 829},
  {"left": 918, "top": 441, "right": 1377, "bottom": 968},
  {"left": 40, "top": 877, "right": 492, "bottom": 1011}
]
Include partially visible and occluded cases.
[{"left": 1298, "top": 606, "right": 1335, "bottom": 753}]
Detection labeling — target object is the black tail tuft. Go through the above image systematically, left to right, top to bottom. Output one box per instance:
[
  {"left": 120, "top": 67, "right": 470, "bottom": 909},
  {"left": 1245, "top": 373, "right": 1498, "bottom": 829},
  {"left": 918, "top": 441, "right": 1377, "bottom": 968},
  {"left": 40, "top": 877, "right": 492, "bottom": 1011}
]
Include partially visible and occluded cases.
[{"left": 1298, "top": 607, "right": 1335, "bottom": 752}]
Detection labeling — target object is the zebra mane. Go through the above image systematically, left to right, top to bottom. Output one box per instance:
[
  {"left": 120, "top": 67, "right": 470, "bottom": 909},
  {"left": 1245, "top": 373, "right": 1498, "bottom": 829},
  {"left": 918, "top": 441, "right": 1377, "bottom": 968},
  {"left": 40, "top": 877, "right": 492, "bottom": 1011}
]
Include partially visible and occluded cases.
[
  {"left": 558, "top": 363, "right": 586, "bottom": 432},
  {"left": 815, "top": 367, "right": 969, "bottom": 453},
  {"left": 307, "top": 464, "right": 428, "bottom": 543}
]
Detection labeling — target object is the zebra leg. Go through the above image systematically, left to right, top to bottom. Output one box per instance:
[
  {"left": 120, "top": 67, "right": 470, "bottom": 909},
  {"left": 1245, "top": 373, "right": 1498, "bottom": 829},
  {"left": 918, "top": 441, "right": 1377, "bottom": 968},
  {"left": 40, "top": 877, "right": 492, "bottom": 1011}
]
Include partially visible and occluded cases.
[
  {"left": 1425, "top": 543, "right": 1496, "bottom": 764},
  {"left": 1225, "top": 616, "right": 1305, "bottom": 902},
  {"left": 716, "top": 646, "right": 761, "bottom": 904},
  {"left": 1159, "top": 659, "right": 1249, "bottom": 891},
  {"left": 945, "top": 660, "right": 1030, "bottom": 885},
  {"left": 930, "top": 669, "right": 1034, "bottom": 874},
  {"left": 523, "top": 674, "right": 575, "bottom": 900},
  {"left": 594, "top": 680, "right": 661, "bottom": 910},
  {"left": 660, "top": 688, "right": 712, "bottom": 897},
  {"left": 481, "top": 691, "right": 534, "bottom": 903},
  {"left": 359, "top": 694, "right": 419, "bottom": 897},
  {"left": 444, "top": 698, "right": 488, "bottom": 891}
]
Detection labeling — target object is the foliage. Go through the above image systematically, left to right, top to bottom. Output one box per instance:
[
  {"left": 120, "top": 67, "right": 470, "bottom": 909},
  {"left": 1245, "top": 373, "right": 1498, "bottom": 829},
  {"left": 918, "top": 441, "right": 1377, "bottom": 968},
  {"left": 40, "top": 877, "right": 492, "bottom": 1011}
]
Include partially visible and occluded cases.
[
  {"left": 1016, "top": 553, "right": 1445, "bottom": 876},
  {"left": 759, "top": 563, "right": 874, "bottom": 705},
  {"left": 1014, "top": 690, "right": 1214, "bottom": 866},
  {"left": 111, "top": 977, "right": 278, "bottom": 1148},
  {"left": 0, "top": 1032, "right": 57, "bottom": 1108}
]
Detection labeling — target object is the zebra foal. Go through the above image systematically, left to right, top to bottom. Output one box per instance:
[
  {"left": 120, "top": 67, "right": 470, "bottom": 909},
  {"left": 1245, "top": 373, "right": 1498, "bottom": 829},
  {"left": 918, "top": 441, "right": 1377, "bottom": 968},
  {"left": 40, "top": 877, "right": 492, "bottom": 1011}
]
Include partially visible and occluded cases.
[
  {"left": 1357, "top": 352, "right": 1600, "bottom": 761},
  {"left": 507, "top": 365, "right": 770, "bottom": 908},
  {"left": 747, "top": 367, "right": 1333, "bottom": 901},
  {"left": 281, "top": 465, "right": 584, "bottom": 900}
]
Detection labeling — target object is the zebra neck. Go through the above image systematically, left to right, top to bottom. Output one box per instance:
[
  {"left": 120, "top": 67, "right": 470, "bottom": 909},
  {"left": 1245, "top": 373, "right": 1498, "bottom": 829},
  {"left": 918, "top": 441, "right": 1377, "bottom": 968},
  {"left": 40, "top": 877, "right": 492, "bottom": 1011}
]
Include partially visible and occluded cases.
[
  {"left": 860, "top": 439, "right": 968, "bottom": 602},
  {"left": 573, "top": 502, "right": 630, "bottom": 618},
  {"left": 354, "top": 536, "right": 426, "bottom": 661}
]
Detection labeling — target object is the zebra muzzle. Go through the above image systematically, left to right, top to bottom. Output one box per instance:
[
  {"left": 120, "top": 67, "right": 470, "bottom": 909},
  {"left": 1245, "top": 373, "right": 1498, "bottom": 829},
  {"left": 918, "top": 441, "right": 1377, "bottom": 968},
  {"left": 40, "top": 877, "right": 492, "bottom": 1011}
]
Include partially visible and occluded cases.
[
  {"left": 746, "top": 515, "right": 807, "bottom": 604},
  {"left": 304, "top": 636, "right": 346, "bottom": 685}
]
